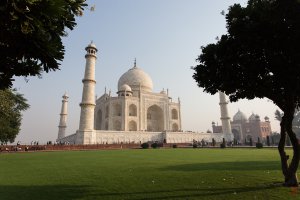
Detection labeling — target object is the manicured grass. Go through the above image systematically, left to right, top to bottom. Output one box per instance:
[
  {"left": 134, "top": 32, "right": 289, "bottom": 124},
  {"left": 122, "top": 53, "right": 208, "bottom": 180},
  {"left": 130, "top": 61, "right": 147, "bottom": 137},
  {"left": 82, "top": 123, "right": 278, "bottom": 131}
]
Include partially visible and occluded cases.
[{"left": 0, "top": 148, "right": 299, "bottom": 200}]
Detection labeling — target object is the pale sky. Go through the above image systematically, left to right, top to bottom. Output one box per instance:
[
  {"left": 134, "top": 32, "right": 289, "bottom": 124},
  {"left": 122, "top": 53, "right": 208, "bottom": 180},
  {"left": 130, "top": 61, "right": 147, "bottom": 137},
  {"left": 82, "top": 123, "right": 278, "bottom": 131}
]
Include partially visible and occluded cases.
[{"left": 12, "top": 0, "right": 280, "bottom": 144}]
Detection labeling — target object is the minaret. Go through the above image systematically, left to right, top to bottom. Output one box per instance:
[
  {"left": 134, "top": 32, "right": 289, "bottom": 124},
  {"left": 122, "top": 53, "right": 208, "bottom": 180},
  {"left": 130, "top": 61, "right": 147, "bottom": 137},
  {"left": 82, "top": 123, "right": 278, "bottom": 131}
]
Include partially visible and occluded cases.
[
  {"left": 76, "top": 42, "right": 98, "bottom": 144},
  {"left": 219, "top": 91, "right": 234, "bottom": 141},
  {"left": 57, "top": 92, "right": 69, "bottom": 141}
]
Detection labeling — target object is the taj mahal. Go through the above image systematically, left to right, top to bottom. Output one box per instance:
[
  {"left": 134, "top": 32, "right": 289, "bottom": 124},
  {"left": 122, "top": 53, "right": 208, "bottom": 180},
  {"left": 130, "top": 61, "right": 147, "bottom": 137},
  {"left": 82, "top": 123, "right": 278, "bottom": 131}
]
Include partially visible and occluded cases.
[{"left": 56, "top": 43, "right": 234, "bottom": 145}]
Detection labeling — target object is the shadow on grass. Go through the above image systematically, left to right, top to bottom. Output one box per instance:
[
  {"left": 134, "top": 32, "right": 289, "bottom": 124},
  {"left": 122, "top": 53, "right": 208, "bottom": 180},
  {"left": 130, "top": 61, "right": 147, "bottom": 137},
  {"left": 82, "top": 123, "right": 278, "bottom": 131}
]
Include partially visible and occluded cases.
[
  {"left": 161, "top": 160, "right": 280, "bottom": 171},
  {"left": 0, "top": 182, "right": 285, "bottom": 200},
  {"left": 88, "top": 183, "right": 283, "bottom": 200},
  {"left": 0, "top": 184, "right": 91, "bottom": 200}
]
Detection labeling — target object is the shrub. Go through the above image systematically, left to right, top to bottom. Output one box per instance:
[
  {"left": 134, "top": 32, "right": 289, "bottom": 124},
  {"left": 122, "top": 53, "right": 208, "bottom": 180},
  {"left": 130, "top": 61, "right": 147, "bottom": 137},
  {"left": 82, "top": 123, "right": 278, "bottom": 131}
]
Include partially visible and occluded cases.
[
  {"left": 141, "top": 143, "right": 149, "bottom": 149},
  {"left": 151, "top": 143, "right": 158, "bottom": 149},
  {"left": 192, "top": 143, "right": 198, "bottom": 148},
  {"left": 220, "top": 143, "right": 226, "bottom": 148},
  {"left": 256, "top": 143, "right": 263, "bottom": 149},
  {"left": 172, "top": 144, "right": 177, "bottom": 148}
]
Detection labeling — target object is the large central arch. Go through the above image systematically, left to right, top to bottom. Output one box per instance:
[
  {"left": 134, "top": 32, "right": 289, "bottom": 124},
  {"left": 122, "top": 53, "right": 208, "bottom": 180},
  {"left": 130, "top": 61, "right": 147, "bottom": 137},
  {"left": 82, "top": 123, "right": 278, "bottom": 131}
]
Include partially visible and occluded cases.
[{"left": 147, "top": 105, "right": 164, "bottom": 132}]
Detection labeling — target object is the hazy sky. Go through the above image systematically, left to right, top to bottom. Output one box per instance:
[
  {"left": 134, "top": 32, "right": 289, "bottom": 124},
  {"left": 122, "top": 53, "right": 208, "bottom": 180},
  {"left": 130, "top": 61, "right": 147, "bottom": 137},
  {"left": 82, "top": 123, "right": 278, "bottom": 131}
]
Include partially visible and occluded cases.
[{"left": 13, "top": 0, "right": 280, "bottom": 144}]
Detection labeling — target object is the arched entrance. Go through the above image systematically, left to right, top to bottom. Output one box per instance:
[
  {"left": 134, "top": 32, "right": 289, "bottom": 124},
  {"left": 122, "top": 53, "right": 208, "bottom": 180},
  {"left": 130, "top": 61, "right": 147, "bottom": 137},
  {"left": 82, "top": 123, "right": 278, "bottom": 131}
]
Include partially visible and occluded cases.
[{"left": 147, "top": 105, "right": 164, "bottom": 131}]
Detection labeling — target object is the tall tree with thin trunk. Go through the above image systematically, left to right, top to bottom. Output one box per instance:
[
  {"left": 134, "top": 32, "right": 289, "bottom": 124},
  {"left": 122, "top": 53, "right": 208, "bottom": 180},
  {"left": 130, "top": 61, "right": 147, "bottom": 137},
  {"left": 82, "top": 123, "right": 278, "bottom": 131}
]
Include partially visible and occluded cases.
[{"left": 193, "top": 0, "right": 300, "bottom": 186}]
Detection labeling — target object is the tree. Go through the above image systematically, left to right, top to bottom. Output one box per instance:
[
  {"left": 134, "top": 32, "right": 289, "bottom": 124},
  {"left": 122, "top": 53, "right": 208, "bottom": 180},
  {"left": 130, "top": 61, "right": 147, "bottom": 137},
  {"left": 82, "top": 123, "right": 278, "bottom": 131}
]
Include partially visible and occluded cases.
[
  {"left": 0, "top": 0, "right": 87, "bottom": 89},
  {"left": 193, "top": 0, "right": 300, "bottom": 186},
  {"left": 0, "top": 89, "right": 29, "bottom": 143},
  {"left": 275, "top": 109, "right": 300, "bottom": 139},
  {"left": 266, "top": 135, "right": 270, "bottom": 147}
]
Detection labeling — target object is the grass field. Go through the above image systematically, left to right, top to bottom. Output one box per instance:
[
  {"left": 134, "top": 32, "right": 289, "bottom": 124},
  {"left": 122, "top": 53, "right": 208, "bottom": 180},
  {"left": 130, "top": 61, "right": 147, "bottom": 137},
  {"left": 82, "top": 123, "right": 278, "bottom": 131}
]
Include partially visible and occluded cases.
[{"left": 0, "top": 148, "right": 299, "bottom": 200}]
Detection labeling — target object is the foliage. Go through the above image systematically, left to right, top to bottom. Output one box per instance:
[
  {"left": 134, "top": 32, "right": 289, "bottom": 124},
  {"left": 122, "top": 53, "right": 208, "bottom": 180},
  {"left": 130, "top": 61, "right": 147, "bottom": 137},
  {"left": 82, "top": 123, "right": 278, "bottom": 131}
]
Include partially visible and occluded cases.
[
  {"left": 0, "top": 0, "right": 87, "bottom": 89},
  {"left": 193, "top": 0, "right": 300, "bottom": 186},
  {"left": 0, "top": 89, "right": 29, "bottom": 143},
  {"left": 266, "top": 136, "right": 270, "bottom": 146},
  {"left": 249, "top": 137, "right": 253, "bottom": 147},
  {"left": 212, "top": 138, "right": 216, "bottom": 146},
  {"left": 220, "top": 138, "right": 226, "bottom": 148},
  {"left": 141, "top": 142, "right": 149, "bottom": 149},
  {"left": 151, "top": 142, "right": 158, "bottom": 149},
  {"left": 256, "top": 142, "right": 263, "bottom": 149},
  {"left": 192, "top": 143, "right": 198, "bottom": 148},
  {"left": 172, "top": 144, "right": 177, "bottom": 148}
]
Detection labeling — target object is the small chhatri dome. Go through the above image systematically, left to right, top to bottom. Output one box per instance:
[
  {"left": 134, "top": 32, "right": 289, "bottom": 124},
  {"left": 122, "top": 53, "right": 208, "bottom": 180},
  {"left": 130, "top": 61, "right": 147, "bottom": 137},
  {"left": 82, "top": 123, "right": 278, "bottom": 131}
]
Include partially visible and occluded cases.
[
  {"left": 86, "top": 41, "right": 96, "bottom": 49},
  {"left": 118, "top": 60, "right": 153, "bottom": 92},
  {"left": 119, "top": 84, "right": 132, "bottom": 92},
  {"left": 233, "top": 110, "right": 247, "bottom": 121},
  {"left": 249, "top": 113, "right": 256, "bottom": 121}
]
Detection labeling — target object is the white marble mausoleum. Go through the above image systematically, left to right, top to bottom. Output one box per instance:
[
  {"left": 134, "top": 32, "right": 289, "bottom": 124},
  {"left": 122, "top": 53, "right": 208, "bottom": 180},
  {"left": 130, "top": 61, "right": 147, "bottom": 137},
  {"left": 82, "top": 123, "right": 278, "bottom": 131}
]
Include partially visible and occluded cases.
[{"left": 56, "top": 43, "right": 233, "bottom": 144}]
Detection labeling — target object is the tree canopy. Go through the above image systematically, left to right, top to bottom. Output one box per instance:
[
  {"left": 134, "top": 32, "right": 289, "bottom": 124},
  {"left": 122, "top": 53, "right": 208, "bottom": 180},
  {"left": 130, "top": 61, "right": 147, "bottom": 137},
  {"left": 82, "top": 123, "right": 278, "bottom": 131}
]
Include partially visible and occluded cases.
[
  {"left": 0, "top": 0, "right": 87, "bottom": 89},
  {"left": 193, "top": 0, "right": 300, "bottom": 186},
  {"left": 0, "top": 89, "right": 29, "bottom": 144}
]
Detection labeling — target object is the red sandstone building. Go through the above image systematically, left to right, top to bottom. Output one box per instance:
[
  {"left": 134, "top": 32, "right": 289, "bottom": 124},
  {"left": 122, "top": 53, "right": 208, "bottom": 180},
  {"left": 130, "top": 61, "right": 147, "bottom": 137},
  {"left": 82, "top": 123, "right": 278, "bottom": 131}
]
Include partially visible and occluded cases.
[{"left": 212, "top": 110, "right": 272, "bottom": 143}]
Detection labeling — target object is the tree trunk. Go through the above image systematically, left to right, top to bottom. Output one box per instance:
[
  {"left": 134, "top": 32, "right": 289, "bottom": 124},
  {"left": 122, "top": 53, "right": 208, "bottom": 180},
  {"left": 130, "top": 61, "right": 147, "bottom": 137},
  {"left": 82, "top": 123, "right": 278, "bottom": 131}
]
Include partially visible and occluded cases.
[{"left": 278, "top": 105, "right": 300, "bottom": 187}]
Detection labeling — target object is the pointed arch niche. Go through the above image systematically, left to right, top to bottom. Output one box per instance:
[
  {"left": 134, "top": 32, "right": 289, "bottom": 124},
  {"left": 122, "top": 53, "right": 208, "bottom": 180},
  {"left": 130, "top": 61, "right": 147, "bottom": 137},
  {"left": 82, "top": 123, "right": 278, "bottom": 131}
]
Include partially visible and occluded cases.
[
  {"left": 113, "top": 104, "right": 121, "bottom": 116},
  {"left": 129, "top": 104, "right": 137, "bottom": 116},
  {"left": 147, "top": 105, "right": 164, "bottom": 132},
  {"left": 96, "top": 109, "right": 102, "bottom": 130},
  {"left": 171, "top": 109, "right": 178, "bottom": 119},
  {"left": 113, "top": 120, "right": 121, "bottom": 131},
  {"left": 128, "top": 120, "right": 137, "bottom": 131},
  {"left": 172, "top": 123, "right": 179, "bottom": 131}
]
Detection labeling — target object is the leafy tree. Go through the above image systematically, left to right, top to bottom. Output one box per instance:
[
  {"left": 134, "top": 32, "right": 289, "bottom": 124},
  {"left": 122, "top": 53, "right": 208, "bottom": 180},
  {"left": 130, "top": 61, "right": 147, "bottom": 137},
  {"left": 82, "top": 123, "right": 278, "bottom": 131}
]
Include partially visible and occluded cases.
[
  {"left": 0, "top": 0, "right": 87, "bottom": 89},
  {"left": 193, "top": 0, "right": 300, "bottom": 186},
  {"left": 0, "top": 89, "right": 29, "bottom": 143},
  {"left": 266, "top": 135, "right": 270, "bottom": 146}
]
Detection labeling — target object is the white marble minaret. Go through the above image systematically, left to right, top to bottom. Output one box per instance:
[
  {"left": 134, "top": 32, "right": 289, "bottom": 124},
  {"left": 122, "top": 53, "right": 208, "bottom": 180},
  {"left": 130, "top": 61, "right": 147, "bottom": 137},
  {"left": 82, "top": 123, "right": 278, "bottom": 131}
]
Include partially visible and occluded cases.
[
  {"left": 76, "top": 42, "right": 98, "bottom": 144},
  {"left": 219, "top": 91, "right": 234, "bottom": 141},
  {"left": 57, "top": 92, "right": 69, "bottom": 140}
]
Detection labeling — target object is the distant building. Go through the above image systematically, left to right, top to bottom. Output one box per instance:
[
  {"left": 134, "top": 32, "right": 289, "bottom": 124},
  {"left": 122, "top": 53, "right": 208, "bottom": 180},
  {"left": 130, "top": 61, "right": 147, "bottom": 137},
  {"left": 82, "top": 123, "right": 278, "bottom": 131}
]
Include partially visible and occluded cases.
[{"left": 212, "top": 110, "right": 272, "bottom": 142}]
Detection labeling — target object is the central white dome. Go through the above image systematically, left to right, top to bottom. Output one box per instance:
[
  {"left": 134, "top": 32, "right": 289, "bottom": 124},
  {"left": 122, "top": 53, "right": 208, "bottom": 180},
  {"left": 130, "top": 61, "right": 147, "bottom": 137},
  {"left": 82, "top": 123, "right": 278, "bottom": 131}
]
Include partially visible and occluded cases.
[
  {"left": 118, "top": 66, "right": 153, "bottom": 92},
  {"left": 233, "top": 110, "right": 247, "bottom": 121}
]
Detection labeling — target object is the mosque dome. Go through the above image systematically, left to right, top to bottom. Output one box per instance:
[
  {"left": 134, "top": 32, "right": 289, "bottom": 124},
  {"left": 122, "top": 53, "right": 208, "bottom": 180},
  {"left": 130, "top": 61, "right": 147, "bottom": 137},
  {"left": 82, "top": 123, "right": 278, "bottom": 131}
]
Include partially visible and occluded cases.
[
  {"left": 118, "top": 63, "right": 153, "bottom": 92},
  {"left": 119, "top": 84, "right": 132, "bottom": 92},
  {"left": 233, "top": 110, "right": 247, "bottom": 121},
  {"left": 249, "top": 113, "right": 256, "bottom": 121},
  {"left": 255, "top": 114, "right": 260, "bottom": 120},
  {"left": 264, "top": 116, "right": 270, "bottom": 122}
]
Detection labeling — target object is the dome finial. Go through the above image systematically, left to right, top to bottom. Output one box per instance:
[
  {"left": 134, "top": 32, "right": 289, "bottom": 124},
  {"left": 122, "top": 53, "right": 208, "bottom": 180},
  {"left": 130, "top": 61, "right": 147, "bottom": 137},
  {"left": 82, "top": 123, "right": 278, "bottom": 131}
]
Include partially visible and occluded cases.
[{"left": 134, "top": 58, "right": 137, "bottom": 68}]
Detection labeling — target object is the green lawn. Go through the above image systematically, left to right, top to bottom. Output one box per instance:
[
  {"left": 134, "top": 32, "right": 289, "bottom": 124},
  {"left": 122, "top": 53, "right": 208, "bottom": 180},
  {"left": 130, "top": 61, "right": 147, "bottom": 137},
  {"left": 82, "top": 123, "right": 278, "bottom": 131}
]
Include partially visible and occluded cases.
[{"left": 0, "top": 148, "right": 299, "bottom": 200}]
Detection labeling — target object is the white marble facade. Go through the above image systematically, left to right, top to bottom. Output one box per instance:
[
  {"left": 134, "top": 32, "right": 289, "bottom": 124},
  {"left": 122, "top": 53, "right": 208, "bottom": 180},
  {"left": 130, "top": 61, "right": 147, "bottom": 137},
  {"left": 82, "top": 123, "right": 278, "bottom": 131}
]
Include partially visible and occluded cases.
[{"left": 57, "top": 43, "right": 228, "bottom": 145}]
